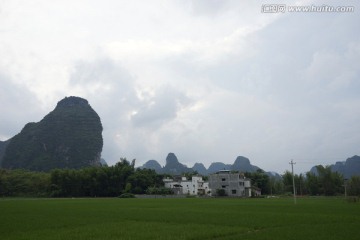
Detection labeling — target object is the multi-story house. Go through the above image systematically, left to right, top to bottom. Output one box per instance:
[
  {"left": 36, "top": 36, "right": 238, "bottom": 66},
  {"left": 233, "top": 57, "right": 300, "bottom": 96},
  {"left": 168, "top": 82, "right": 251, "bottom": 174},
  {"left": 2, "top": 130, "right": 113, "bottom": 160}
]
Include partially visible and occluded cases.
[{"left": 208, "top": 170, "right": 252, "bottom": 197}]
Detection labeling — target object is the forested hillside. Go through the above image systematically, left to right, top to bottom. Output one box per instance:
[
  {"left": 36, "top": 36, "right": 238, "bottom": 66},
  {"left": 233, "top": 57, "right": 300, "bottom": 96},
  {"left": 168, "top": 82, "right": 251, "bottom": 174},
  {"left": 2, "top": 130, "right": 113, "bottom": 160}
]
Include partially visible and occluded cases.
[{"left": 1, "top": 96, "right": 103, "bottom": 171}]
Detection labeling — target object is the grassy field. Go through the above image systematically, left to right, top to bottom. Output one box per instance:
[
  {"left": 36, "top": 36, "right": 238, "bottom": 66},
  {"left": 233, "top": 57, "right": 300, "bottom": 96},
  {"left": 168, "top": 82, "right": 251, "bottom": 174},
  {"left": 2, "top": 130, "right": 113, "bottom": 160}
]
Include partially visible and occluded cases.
[{"left": 0, "top": 197, "right": 359, "bottom": 240}]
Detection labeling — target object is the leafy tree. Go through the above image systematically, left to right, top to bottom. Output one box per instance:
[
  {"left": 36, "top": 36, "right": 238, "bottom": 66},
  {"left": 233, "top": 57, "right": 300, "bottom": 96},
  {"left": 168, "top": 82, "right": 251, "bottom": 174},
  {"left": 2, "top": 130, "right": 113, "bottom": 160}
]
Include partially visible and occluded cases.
[
  {"left": 2, "top": 157, "right": 155, "bottom": 198},
  {"left": 316, "top": 165, "right": 343, "bottom": 196},
  {"left": 304, "top": 166, "right": 344, "bottom": 196},
  {"left": 0, "top": 169, "right": 50, "bottom": 197},
  {"left": 127, "top": 169, "right": 162, "bottom": 194},
  {"left": 245, "top": 169, "right": 270, "bottom": 194},
  {"left": 282, "top": 171, "right": 294, "bottom": 194},
  {"left": 306, "top": 171, "right": 320, "bottom": 195},
  {"left": 295, "top": 173, "right": 307, "bottom": 195},
  {"left": 268, "top": 176, "right": 284, "bottom": 195},
  {"left": 348, "top": 176, "right": 360, "bottom": 196},
  {"left": 124, "top": 183, "right": 132, "bottom": 193},
  {"left": 146, "top": 186, "right": 173, "bottom": 195},
  {"left": 216, "top": 189, "right": 226, "bottom": 196}
]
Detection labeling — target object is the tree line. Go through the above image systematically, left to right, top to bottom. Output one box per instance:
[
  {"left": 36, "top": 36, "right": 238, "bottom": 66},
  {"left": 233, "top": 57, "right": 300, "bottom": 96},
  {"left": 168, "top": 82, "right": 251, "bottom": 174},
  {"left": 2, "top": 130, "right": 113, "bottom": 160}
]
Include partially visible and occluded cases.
[
  {"left": 0, "top": 158, "right": 168, "bottom": 197},
  {"left": 0, "top": 161, "right": 359, "bottom": 197},
  {"left": 268, "top": 165, "right": 360, "bottom": 196},
  {"left": 234, "top": 166, "right": 359, "bottom": 197}
]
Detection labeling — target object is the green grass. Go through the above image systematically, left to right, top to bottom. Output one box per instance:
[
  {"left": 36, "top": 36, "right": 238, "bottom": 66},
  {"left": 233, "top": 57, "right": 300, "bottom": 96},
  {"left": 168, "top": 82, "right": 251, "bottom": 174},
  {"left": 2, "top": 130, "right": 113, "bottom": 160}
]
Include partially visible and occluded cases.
[{"left": 0, "top": 197, "right": 359, "bottom": 240}]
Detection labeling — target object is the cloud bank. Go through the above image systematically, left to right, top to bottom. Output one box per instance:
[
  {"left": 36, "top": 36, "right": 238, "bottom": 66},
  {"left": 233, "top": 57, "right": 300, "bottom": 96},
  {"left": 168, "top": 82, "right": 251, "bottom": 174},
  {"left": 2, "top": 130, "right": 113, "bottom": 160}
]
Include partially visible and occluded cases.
[{"left": 0, "top": 0, "right": 359, "bottom": 173}]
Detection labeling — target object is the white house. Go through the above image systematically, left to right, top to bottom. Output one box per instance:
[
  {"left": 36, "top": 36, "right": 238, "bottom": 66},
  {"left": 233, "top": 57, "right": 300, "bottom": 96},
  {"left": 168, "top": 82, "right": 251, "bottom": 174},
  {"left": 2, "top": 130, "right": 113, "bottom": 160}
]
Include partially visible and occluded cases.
[{"left": 163, "top": 176, "right": 210, "bottom": 196}]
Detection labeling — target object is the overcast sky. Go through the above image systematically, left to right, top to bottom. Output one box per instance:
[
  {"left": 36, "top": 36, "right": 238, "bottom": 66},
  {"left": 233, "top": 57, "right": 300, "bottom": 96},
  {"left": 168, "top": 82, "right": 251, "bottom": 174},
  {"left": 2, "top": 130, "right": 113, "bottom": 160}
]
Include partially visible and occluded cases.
[{"left": 1, "top": 0, "right": 359, "bottom": 174}]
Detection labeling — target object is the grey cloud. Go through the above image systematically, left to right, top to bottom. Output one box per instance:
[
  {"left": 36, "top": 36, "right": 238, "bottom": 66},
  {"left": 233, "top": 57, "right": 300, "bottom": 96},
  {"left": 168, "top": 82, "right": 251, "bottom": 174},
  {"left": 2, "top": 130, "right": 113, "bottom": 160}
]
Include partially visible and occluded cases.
[
  {"left": 187, "top": 0, "right": 231, "bottom": 17},
  {"left": 2, "top": 1, "right": 359, "bottom": 174},
  {"left": 143, "top": 4, "right": 360, "bottom": 172},
  {"left": 196, "top": 9, "right": 360, "bottom": 105},
  {"left": 68, "top": 58, "right": 139, "bottom": 162},
  {"left": 68, "top": 58, "right": 194, "bottom": 164},
  {"left": 69, "top": 58, "right": 139, "bottom": 111},
  {"left": 70, "top": 58, "right": 133, "bottom": 89},
  {"left": 0, "top": 73, "right": 41, "bottom": 140},
  {"left": 131, "top": 86, "right": 192, "bottom": 129}
]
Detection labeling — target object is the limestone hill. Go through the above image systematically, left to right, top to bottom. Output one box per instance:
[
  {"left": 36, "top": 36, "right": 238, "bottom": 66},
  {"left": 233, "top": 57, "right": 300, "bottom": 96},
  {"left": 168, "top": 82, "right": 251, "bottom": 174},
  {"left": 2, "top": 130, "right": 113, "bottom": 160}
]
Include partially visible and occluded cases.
[{"left": 1, "top": 96, "right": 103, "bottom": 171}]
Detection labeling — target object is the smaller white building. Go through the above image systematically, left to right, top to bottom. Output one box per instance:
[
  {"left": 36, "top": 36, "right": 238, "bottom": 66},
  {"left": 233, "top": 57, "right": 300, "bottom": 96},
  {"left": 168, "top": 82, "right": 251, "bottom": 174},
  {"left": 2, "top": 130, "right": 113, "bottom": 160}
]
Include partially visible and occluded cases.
[{"left": 163, "top": 176, "right": 210, "bottom": 196}]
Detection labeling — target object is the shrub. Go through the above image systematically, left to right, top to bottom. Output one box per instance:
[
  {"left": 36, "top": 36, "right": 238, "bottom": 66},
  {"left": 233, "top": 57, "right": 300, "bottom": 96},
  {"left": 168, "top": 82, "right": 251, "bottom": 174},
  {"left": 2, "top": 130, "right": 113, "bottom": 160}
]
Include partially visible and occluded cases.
[
  {"left": 216, "top": 189, "right": 227, "bottom": 197},
  {"left": 118, "top": 193, "right": 135, "bottom": 198}
]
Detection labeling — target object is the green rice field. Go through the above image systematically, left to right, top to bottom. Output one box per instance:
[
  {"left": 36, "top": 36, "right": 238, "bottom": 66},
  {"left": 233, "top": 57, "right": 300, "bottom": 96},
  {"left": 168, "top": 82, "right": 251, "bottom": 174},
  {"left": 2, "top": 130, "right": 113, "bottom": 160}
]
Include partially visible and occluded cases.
[{"left": 0, "top": 197, "right": 359, "bottom": 240}]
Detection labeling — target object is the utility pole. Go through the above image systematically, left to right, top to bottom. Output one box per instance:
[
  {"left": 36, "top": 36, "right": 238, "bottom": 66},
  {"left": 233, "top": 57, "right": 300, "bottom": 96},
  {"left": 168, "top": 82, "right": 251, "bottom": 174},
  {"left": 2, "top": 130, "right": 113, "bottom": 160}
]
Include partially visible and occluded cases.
[
  {"left": 289, "top": 160, "right": 297, "bottom": 204},
  {"left": 344, "top": 178, "right": 348, "bottom": 199}
]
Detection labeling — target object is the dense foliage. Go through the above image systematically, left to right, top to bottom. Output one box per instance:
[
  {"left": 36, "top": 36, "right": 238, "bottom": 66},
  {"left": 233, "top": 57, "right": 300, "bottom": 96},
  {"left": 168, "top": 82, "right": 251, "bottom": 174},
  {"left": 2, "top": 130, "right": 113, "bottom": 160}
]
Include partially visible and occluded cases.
[
  {"left": 0, "top": 158, "right": 164, "bottom": 197},
  {"left": 1, "top": 161, "right": 359, "bottom": 197},
  {"left": 282, "top": 165, "right": 352, "bottom": 196},
  {"left": 246, "top": 166, "right": 359, "bottom": 196},
  {"left": 0, "top": 169, "right": 50, "bottom": 197},
  {"left": 245, "top": 169, "right": 271, "bottom": 194}
]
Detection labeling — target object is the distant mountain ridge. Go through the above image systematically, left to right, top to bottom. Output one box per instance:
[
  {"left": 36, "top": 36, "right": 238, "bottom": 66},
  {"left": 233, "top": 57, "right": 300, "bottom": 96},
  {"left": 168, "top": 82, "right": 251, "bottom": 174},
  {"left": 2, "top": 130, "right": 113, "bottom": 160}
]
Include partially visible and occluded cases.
[
  {"left": 0, "top": 96, "right": 103, "bottom": 171},
  {"left": 140, "top": 153, "right": 264, "bottom": 175},
  {"left": 161, "top": 153, "right": 192, "bottom": 174},
  {"left": 142, "top": 154, "right": 360, "bottom": 177},
  {"left": 310, "top": 155, "right": 360, "bottom": 178},
  {"left": 231, "top": 156, "right": 259, "bottom": 172},
  {"left": 142, "top": 160, "right": 162, "bottom": 172},
  {"left": 192, "top": 163, "right": 207, "bottom": 175}
]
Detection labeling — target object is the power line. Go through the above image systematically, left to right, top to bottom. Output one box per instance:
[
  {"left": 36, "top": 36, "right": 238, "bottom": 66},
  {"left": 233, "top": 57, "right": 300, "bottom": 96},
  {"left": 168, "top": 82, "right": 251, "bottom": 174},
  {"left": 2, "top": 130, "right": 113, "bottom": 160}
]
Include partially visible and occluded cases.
[{"left": 293, "top": 157, "right": 348, "bottom": 163}]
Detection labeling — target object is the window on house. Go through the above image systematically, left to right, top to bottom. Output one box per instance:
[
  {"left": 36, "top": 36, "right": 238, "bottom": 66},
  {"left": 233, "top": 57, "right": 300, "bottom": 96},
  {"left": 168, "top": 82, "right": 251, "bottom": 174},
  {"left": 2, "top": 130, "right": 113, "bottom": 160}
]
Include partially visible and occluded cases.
[
  {"left": 222, "top": 178, "right": 226, "bottom": 181},
  {"left": 239, "top": 182, "right": 244, "bottom": 186},
  {"left": 222, "top": 185, "right": 226, "bottom": 188},
  {"left": 232, "top": 190, "right": 236, "bottom": 194}
]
